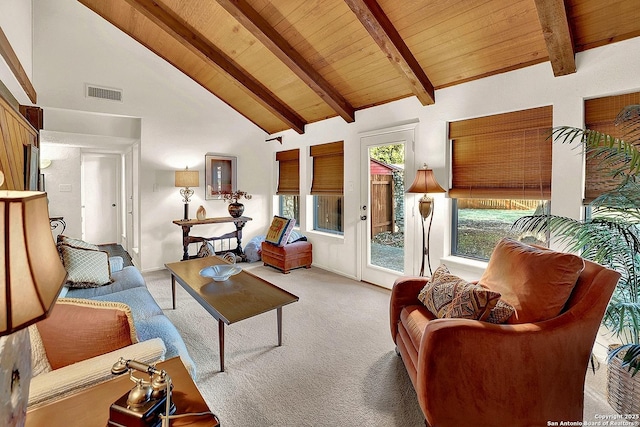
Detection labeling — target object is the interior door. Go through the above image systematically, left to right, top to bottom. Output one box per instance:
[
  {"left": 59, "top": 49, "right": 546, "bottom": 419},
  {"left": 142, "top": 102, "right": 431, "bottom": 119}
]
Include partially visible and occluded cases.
[
  {"left": 360, "top": 127, "right": 416, "bottom": 288},
  {"left": 82, "top": 153, "right": 120, "bottom": 244}
]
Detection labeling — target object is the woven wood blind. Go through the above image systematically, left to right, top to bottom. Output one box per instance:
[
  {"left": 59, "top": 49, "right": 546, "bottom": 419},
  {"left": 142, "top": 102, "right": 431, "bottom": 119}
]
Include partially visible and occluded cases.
[
  {"left": 584, "top": 92, "right": 640, "bottom": 203},
  {"left": 449, "top": 106, "right": 552, "bottom": 199},
  {"left": 310, "top": 141, "right": 344, "bottom": 195},
  {"left": 276, "top": 149, "right": 300, "bottom": 195}
]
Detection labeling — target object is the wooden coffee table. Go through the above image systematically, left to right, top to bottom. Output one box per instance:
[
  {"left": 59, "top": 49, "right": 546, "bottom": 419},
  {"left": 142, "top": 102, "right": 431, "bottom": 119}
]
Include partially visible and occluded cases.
[
  {"left": 165, "top": 256, "right": 299, "bottom": 371},
  {"left": 26, "top": 357, "right": 219, "bottom": 427}
]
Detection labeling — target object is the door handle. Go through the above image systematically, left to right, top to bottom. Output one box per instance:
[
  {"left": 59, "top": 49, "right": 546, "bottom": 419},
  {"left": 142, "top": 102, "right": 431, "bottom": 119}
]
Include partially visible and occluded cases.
[
  {"left": 112, "top": 203, "right": 116, "bottom": 207},
  {"left": 360, "top": 215, "right": 367, "bottom": 220}
]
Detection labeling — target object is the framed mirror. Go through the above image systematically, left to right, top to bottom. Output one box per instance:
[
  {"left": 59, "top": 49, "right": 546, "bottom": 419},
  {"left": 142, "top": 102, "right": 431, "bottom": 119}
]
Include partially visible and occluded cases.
[{"left": 205, "top": 154, "right": 237, "bottom": 200}]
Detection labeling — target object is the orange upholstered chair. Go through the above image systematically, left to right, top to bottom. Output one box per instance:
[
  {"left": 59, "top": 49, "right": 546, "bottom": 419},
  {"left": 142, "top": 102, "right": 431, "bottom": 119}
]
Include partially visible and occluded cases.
[{"left": 390, "top": 240, "right": 619, "bottom": 427}]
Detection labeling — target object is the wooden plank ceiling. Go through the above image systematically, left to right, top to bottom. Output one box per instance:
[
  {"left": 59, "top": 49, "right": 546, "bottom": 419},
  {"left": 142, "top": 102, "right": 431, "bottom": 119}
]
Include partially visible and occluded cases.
[{"left": 77, "top": 0, "right": 640, "bottom": 135}]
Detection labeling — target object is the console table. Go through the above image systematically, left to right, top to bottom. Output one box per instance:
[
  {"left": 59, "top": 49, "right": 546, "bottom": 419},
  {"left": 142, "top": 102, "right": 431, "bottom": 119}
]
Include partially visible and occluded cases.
[{"left": 173, "top": 216, "right": 252, "bottom": 261}]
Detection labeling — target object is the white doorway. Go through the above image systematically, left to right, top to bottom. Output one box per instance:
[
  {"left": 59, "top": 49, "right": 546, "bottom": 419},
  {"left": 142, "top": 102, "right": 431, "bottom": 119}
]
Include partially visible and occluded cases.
[
  {"left": 359, "top": 126, "right": 416, "bottom": 288},
  {"left": 81, "top": 153, "right": 121, "bottom": 244}
]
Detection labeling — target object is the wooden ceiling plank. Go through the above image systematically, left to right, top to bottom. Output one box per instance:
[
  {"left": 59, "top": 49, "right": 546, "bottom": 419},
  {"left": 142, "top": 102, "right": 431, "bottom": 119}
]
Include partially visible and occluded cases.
[
  {"left": 122, "top": 0, "right": 306, "bottom": 133},
  {"left": 216, "top": 0, "right": 355, "bottom": 123},
  {"left": 344, "top": 0, "right": 435, "bottom": 105},
  {"left": 533, "top": 0, "right": 576, "bottom": 76},
  {"left": 0, "top": 27, "right": 37, "bottom": 104}
]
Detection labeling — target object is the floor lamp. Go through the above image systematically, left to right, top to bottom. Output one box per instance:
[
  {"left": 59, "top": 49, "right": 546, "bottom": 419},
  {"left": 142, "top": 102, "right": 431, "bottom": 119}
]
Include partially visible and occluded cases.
[
  {"left": 407, "top": 165, "right": 445, "bottom": 276},
  {"left": 175, "top": 167, "right": 199, "bottom": 220},
  {"left": 0, "top": 186, "right": 68, "bottom": 426}
]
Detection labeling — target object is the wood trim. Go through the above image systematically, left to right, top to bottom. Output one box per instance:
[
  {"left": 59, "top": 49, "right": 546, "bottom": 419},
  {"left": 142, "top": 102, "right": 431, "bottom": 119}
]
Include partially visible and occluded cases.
[
  {"left": 121, "top": 0, "right": 307, "bottom": 134},
  {"left": 216, "top": 0, "right": 355, "bottom": 124},
  {"left": 344, "top": 0, "right": 435, "bottom": 106},
  {"left": 534, "top": 0, "right": 576, "bottom": 76},
  {"left": 0, "top": 27, "right": 37, "bottom": 103}
]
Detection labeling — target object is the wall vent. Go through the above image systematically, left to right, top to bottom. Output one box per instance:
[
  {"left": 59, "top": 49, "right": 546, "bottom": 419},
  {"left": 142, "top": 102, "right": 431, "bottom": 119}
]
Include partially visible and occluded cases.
[{"left": 85, "top": 84, "right": 123, "bottom": 102}]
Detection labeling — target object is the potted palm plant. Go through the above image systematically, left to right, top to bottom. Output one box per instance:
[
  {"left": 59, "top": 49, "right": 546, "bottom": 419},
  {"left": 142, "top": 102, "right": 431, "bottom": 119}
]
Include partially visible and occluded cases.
[{"left": 512, "top": 105, "right": 640, "bottom": 413}]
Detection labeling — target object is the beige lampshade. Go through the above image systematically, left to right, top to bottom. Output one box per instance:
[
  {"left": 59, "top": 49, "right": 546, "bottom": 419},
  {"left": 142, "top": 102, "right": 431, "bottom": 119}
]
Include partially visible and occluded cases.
[
  {"left": 407, "top": 168, "right": 446, "bottom": 194},
  {"left": 175, "top": 169, "right": 199, "bottom": 188},
  {"left": 1, "top": 191, "right": 67, "bottom": 336}
]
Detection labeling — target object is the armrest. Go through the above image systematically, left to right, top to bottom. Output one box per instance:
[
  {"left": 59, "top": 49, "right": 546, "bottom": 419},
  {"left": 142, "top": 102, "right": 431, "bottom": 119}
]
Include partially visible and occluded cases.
[
  {"left": 389, "top": 276, "right": 429, "bottom": 343},
  {"left": 416, "top": 315, "right": 594, "bottom": 426},
  {"left": 28, "top": 338, "right": 166, "bottom": 409}
]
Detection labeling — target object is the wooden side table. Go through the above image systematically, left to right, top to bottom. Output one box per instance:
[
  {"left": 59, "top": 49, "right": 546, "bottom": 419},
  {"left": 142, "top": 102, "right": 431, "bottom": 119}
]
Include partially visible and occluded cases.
[
  {"left": 173, "top": 216, "right": 252, "bottom": 260},
  {"left": 26, "top": 357, "right": 219, "bottom": 427}
]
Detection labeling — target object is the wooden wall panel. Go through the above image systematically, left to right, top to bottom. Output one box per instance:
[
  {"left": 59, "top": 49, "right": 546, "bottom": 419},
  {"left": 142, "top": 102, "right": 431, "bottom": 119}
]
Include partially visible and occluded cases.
[{"left": 0, "top": 93, "right": 37, "bottom": 190}]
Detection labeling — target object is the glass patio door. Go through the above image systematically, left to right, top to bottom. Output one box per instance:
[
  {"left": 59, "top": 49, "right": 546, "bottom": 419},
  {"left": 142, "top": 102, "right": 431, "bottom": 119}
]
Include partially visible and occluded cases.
[{"left": 359, "top": 127, "right": 415, "bottom": 289}]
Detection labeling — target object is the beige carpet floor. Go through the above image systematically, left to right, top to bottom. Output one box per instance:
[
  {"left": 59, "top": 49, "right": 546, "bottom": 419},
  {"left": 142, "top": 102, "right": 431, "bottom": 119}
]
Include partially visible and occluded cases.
[{"left": 143, "top": 264, "right": 619, "bottom": 427}]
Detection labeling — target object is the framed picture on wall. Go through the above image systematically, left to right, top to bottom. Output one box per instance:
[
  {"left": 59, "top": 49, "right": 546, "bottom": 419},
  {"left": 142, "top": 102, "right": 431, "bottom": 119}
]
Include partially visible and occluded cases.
[{"left": 205, "top": 154, "right": 237, "bottom": 200}]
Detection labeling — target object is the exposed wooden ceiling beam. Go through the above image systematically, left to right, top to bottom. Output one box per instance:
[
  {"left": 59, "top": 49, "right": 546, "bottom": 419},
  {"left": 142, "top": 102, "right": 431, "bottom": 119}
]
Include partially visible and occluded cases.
[
  {"left": 121, "top": 0, "right": 307, "bottom": 134},
  {"left": 216, "top": 0, "right": 355, "bottom": 123},
  {"left": 344, "top": 0, "right": 434, "bottom": 106},
  {"left": 534, "top": 0, "right": 576, "bottom": 76},
  {"left": 0, "top": 27, "right": 37, "bottom": 104}
]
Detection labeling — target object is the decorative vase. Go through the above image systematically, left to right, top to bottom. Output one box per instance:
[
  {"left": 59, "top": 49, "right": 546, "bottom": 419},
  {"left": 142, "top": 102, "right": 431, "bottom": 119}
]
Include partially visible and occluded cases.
[
  {"left": 228, "top": 202, "right": 244, "bottom": 218},
  {"left": 196, "top": 205, "right": 206, "bottom": 220}
]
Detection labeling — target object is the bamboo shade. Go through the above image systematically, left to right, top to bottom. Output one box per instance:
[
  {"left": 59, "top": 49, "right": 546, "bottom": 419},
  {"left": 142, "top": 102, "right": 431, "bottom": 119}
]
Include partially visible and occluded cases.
[
  {"left": 584, "top": 92, "right": 640, "bottom": 203},
  {"left": 449, "top": 106, "right": 552, "bottom": 200},
  {"left": 310, "top": 141, "right": 344, "bottom": 195},
  {"left": 276, "top": 149, "right": 300, "bottom": 195}
]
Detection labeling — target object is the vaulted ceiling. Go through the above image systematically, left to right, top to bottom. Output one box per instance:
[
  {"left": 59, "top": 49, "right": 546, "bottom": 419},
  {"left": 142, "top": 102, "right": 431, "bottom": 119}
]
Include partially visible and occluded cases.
[{"left": 77, "top": 0, "right": 640, "bottom": 135}]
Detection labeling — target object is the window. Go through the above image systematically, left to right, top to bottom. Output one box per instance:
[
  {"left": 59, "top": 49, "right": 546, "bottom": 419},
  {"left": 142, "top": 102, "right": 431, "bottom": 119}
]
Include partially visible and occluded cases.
[
  {"left": 584, "top": 92, "right": 640, "bottom": 204},
  {"left": 449, "top": 106, "right": 553, "bottom": 260},
  {"left": 310, "top": 141, "right": 344, "bottom": 235},
  {"left": 275, "top": 149, "right": 300, "bottom": 225}
]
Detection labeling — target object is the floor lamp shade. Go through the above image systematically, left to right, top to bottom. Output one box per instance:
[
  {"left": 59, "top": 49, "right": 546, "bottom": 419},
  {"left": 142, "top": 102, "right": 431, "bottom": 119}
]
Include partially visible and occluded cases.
[{"left": 1, "top": 191, "right": 67, "bottom": 334}]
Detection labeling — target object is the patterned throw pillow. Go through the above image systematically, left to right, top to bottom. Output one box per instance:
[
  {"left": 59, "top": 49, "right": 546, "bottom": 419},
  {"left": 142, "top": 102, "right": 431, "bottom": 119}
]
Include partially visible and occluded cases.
[
  {"left": 265, "top": 216, "right": 296, "bottom": 247},
  {"left": 57, "top": 235, "right": 99, "bottom": 251},
  {"left": 197, "top": 241, "right": 215, "bottom": 258},
  {"left": 58, "top": 244, "right": 112, "bottom": 288},
  {"left": 418, "top": 264, "right": 501, "bottom": 321},
  {"left": 485, "top": 299, "right": 516, "bottom": 324}
]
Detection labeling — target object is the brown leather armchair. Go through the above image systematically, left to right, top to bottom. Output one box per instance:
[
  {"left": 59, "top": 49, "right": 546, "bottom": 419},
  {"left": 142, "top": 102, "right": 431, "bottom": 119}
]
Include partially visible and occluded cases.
[{"left": 390, "top": 257, "right": 619, "bottom": 427}]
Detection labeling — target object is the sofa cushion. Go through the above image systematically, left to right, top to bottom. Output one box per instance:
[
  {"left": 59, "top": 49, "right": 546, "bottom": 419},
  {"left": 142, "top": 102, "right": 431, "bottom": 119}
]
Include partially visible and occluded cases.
[
  {"left": 265, "top": 216, "right": 296, "bottom": 247},
  {"left": 479, "top": 238, "right": 585, "bottom": 324},
  {"left": 59, "top": 244, "right": 112, "bottom": 288},
  {"left": 418, "top": 264, "right": 501, "bottom": 321},
  {"left": 89, "top": 286, "right": 164, "bottom": 322},
  {"left": 36, "top": 298, "right": 137, "bottom": 370}
]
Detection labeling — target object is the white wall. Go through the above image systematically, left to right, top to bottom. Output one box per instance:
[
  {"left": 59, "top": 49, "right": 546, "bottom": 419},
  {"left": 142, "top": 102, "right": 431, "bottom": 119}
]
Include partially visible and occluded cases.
[
  {"left": 14, "top": 0, "right": 640, "bottom": 281},
  {"left": 31, "top": 0, "right": 270, "bottom": 271},
  {"left": 39, "top": 145, "right": 82, "bottom": 237}
]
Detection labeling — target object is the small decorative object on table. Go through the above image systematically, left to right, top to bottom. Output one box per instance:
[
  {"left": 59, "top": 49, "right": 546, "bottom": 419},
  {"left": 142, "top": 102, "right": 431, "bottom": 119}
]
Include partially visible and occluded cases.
[
  {"left": 220, "top": 190, "right": 252, "bottom": 218},
  {"left": 196, "top": 205, "right": 206, "bottom": 220}
]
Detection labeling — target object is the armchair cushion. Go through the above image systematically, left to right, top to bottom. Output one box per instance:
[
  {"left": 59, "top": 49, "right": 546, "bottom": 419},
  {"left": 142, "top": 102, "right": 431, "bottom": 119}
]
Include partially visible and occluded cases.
[
  {"left": 479, "top": 238, "right": 585, "bottom": 323},
  {"left": 418, "top": 264, "right": 501, "bottom": 321},
  {"left": 36, "top": 298, "right": 137, "bottom": 369}
]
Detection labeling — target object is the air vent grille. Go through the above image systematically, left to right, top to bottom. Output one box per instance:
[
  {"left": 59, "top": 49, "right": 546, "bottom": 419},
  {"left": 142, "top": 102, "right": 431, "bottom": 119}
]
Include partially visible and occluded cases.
[{"left": 86, "top": 85, "right": 123, "bottom": 102}]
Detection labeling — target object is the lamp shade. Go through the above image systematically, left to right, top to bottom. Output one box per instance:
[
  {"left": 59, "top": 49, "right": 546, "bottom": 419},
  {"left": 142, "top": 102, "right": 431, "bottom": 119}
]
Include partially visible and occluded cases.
[
  {"left": 407, "top": 168, "right": 446, "bottom": 194},
  {"left": 175, "top": 169, "right": 199, "bottom": 188},
  {"left": 1, "top": 191, "right": 67, "bottom": 336}
]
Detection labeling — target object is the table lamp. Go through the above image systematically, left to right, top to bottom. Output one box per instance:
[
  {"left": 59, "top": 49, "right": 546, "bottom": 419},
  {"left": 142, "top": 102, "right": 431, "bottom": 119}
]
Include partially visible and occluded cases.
[
  {"left": 407, "top": 164, "right": 446, "bottom": 276},
  {"left": 174, "top": 167, "right": 199, "bottom": 220},
  {"left": 0, "top": 186, "right": 68, "bottom": 426}
]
